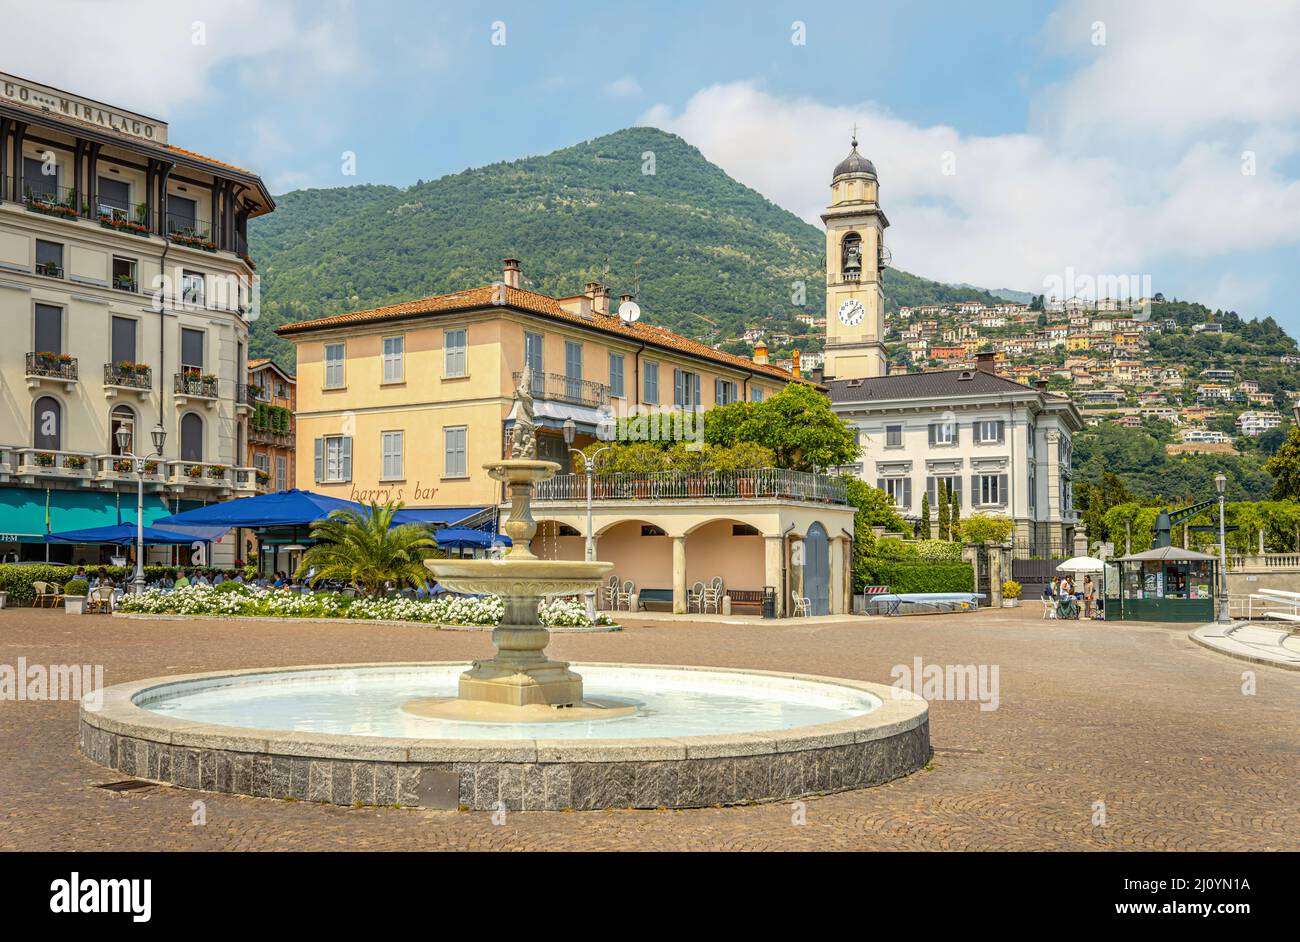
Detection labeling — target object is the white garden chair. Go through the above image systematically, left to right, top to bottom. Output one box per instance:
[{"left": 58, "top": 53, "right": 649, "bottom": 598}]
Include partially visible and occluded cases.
[{"left": 791, "top": 590, "right": 811, "bottom": 618}]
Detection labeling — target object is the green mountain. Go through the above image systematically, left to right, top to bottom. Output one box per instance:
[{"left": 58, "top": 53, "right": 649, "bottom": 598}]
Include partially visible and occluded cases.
[{"left": 247, "top": 127, "right": 1007, "bottom": 366}]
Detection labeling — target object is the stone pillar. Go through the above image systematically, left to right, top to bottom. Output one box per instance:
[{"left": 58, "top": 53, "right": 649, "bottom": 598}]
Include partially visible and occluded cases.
[
  {"left": 1073, "top": 527, "right": 1088, "bottom": 558},
  {"left": 672, "top": 535, "right": 687, "bottom": 614},
  {"left": 764, "top": 535, "right": 784, "bottom": 617},
  {"left": 829, "top": 536, "right": 845, "bottom": 614}
]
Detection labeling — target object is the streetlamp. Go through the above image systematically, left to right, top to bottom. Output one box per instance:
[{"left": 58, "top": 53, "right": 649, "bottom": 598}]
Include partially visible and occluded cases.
[
  {"left": 563, "top": 417, "right": 612, "bottom": 620},
  {"left": 115, "top": 422, "right": 167, "bottom": 595},
  {"left": 1214, "top": 471, "right": 1231, "bottom": 626}
]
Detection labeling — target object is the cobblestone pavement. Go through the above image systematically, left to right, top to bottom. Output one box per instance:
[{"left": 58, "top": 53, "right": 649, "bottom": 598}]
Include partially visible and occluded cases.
[{"left": 1, "top": 607, "right": 1296, "bottom": 851}]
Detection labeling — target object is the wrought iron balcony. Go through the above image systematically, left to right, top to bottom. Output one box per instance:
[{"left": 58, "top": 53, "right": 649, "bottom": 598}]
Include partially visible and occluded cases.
[
  {"left": 26, "top": 352, "right": 78, "bottom": 383},
  {"left": 104, "top": 362, "right": 152, "bottom": 391},
  {"left": 512, "top": 370, "right": 608, "bottom": 409},
  {"left": 175, "top": 372, "right": 219, "bottom": 400},
  {"left": 532, "top": 468, "right": 848, "bottom": 505}
]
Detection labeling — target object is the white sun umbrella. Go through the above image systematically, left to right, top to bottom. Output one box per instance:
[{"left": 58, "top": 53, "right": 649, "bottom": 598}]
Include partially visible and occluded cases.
[{"left": 1057, "top": 556, "right": 1105, "bottom": 573}]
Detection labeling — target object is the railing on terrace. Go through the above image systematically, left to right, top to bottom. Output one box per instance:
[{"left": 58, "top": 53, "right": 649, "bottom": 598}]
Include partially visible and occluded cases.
[
  {"left": 4, "top": 176, "right": 154, "bottom": 234},
  {"left": 26, "top": 352, "right": 78, "bottom": 381},
  {"left": 104, "top": 362, "right": 152, "bottom": 390},
  {"left": 512, "top": 370, "right": 608, "bottom": 409},
  {"left": 175, "top": 372, "right": 219, "bottom": 398},
  {"left": 236, "top": 383, "right": 259, "bottom": 407},
  {"left": 249, "top": 426, "right": 294, "bottom": 447},
  {"left": 532, "top": 469, "right": 848, "bottom": 505},
  {"left": 1226, "top": 553, "right": 1300, "bottom": 571}
]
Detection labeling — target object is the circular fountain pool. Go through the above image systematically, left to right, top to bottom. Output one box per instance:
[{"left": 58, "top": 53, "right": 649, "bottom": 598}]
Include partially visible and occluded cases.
[{"left": 82, "top": 662, "right": 930, "bottom": 810}]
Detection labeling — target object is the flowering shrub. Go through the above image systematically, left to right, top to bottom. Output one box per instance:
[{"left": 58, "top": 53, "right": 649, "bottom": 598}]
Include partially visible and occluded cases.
[
  {"left": 914, "top": 539, "right": 963, "bottom": 562},
  {"left": 116, "top": 586, "right": 614, "bottom": 628}
]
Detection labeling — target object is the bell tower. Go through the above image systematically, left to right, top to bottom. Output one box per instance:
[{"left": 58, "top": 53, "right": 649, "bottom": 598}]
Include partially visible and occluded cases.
[{"left": 823, "top": 133, "right": 888, "bottom": 380}]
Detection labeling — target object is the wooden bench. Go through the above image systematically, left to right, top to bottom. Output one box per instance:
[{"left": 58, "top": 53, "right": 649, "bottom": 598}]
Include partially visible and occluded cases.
[
  {"left": 637, "top": 588, "right": 673, "bottom": 612},
  {"left": 726, "top": 590, "right": 764, "bottom": 613}
]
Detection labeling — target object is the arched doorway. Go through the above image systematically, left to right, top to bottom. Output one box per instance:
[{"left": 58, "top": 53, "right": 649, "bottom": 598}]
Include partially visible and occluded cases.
[
  {"left": 110, "top": 405, "right": 135, "bottom": 455},
  {"left": 804, "top": 522, "right": 830, "bottom": 616}
]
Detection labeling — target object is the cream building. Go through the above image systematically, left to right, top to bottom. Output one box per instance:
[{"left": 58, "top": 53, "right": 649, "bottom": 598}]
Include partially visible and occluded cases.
[
  {"left": 0, "top": 73, "right": 273, "bottom": 563},
  {"left": 280, "top": 259, "right": 856, "bottom": 615}
]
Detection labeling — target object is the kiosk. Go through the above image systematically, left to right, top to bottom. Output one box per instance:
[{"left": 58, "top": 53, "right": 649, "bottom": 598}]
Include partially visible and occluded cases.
[{"left": 1104, "top": 546, "right": 1218, "bottom": 623}]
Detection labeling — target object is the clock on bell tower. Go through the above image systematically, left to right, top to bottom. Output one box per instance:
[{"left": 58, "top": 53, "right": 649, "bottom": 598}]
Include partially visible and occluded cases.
[{"left": 823, "top": 133, "right": 889, "bottom": 381}]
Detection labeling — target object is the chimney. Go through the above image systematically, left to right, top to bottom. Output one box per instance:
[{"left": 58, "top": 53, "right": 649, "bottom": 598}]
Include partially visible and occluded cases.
[
  {"left": 502, "top": 258, "right": 521, "bottom": 289},
  {"left": 584, "top": 281, "right": 610, "bottom": 316},
  {"left": 752, "top": 340, "right": 769, "bottom": 366},
  {"left": 791, "top": 348, "right": 802, "bottom": 379},
  {"left": 976, "top": 351, "right": 996, "bottom": 374},
  {"left": 1035, "top": 378, "right": 1049, "bottom": 391}
]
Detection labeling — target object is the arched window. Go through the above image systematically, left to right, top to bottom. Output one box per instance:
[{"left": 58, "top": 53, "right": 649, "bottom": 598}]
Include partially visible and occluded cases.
[
  {"left": 841, "top": 232, "right": 862, "bottom": 274},
  {"left": 32, "top": 396, "right": 62, "bottom": 450},
  {"left": 110, "top": 405, "right": 136, "bottom": 456},
  {"left": 180, "top": 413, "right": 203, "bottom": 462}
]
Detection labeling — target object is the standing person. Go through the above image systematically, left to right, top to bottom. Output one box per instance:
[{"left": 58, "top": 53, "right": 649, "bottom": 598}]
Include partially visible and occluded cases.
[{"left": 1083, "top": 575, "right": 1096, "bottom": 618}]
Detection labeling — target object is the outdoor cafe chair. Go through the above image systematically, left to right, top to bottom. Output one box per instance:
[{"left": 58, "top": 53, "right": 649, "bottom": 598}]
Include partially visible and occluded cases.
[
  {"left": 602, "top": 575, "right": 620, "bottom": 610},
  {"left": 703, "top": 577, "right": 724, "bottom": 613},
  {"left": 616, "top": 580, "right": 635, "bottom": 611},
  {"left": 33, "top": 581, "right": 64, "bottom": 608},
  {"left": 688, "top": 581, "right": 706, "bottom": 613},
  {"left": 85, "top": 585, "right": 115, "bottom": 615},
  {"left": 791, "top": 590, "right": 811, "bottom": 618}
]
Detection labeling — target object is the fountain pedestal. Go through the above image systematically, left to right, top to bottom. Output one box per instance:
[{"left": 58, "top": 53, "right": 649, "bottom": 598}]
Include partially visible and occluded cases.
[{"left": 422, "top": 458, "right": 615, "bottom": 717}]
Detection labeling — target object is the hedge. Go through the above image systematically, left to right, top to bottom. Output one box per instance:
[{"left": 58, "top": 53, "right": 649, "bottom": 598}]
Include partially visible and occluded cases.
[
  {"left": 854, "top": 561, "right": 974, "bottom": 594},
  {"left": 0, "top": 565, "right": 177, "bottom": 606}
]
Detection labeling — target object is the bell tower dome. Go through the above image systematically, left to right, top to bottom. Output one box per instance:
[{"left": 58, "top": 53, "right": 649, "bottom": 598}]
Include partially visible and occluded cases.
[{"left": 822, "top": 133, "right": 888, "bottom": 381}]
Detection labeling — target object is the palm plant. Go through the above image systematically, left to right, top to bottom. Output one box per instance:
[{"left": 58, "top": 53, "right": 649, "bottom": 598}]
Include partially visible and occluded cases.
[{"left": 296, "top": 501, "right": 439, "bottom": 595}]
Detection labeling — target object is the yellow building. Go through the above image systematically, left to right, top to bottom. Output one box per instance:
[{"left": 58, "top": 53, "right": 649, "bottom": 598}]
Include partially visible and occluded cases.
[{"left": 279, "top": 260, "right": 856, "bottom": 615}]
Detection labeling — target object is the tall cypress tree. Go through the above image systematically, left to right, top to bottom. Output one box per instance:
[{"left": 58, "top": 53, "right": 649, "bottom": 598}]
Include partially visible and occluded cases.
[
  {"left": 938, "top": 481, "right": 950, "bottom": 540},
  {"left": 950, "top": 489, "right": 961, "bottom": 542},
  {"left": 919, "top": 493, "right": 932, "bottom": 540}
]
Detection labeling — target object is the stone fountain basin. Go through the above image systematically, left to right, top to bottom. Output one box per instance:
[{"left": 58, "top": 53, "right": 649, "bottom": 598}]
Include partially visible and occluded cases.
[
  {"left": 427, "top": 558, "right": 614, "bottom": 597},
  {"left": 79, "top": 662, "right": 931, "bottom": 811}
]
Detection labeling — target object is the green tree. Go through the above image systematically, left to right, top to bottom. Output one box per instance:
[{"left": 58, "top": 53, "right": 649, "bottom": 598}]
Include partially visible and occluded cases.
[
  {"left": 705, "top": 383, "right": 857, "bottom": 471},
  {"left": 1264, "top": 426, "right": 1300, "bottom": 500},
  {"left": 937, "top": 481, "right": 950, "bottom": 540},
  {"left": 950, "top": 488, "right": 961, "bottom": 538},
  {"left": 919, "top": 493, "right": 932, "bottom": 539},
  {"left": 297, "top": 502, "right": 438, "bottom": 595},
  {"left": 958, "top": 513, "right": 1014, "bottom": 545}
]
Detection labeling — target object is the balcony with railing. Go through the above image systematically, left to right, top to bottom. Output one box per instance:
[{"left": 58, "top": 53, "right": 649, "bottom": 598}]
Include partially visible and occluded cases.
[
  {"left": 5, "top": 176, "right": 154, "bottom": 236},
  {"left": 165, "top": 213, "right": 217, "bottom": 252},
  {"left": 26, "top": 352, "right": 78, "bottom": 390},
  {"left": 103, "top": 362, "right": 152, "bottom": 399},
  {"left": 512, "top": 370, "right": 609, "bottom": 409},
  {"left": 174, "top": 371, "right": 219, "bottom": 407},
  {"left": 235, "top": 383, "right": 259, "bottom": 414},
  {"left": 14, "top": 448, "right": 97, "bottom": 483},
  {"left": 93, "top": 454, "right": 166, "bottom": 488},
  {"left": 164, "top": 460, "right": 257, "bottom": 493},
  {"left": 532, "top": 468, "right": 849, "bottom": 505}
]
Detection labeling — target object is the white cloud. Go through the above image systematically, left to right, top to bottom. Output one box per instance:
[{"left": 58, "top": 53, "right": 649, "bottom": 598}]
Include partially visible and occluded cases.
[
  {"left": 0, "top": 0, "right": 359, "bottom": 117},
  {"left": 641, "top": 2, "right": 1300, "bottom": 302},
  {"left": 604, "top": 76, "right": 642, "bottom": 98}
]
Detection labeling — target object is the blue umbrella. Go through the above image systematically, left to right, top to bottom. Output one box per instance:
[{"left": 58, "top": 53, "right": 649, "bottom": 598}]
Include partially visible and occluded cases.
[
  {"left": 156, "top": 488, "right": 366, "bottom": 528},
  {"left": 44, "top": 521, "right": 215, "bottom": 545},
  {"left": 435, "top": 527, "right": 511, "bottom": 550}
]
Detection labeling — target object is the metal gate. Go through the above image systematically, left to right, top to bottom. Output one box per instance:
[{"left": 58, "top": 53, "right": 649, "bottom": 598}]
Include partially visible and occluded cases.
[
  {"left": 804, "top": 523, "right": 830, "bottom": 616},
  {"left": 974, "top": 545, "right": 991, "bottom": 606},
  {"left": 1012, "top": 557, "right": 1067, "bottom": 601}
]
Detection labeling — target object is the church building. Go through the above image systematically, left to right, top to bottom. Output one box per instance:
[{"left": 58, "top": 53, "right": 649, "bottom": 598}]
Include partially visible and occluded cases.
[{"left": 822, "top": 138, "right": 1084, "bottom": 556}]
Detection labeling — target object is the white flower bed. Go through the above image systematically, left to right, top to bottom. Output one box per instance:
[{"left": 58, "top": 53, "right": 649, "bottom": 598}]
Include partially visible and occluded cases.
[{"left": 116, "top": 584, "right": 615, "bottom": 628}]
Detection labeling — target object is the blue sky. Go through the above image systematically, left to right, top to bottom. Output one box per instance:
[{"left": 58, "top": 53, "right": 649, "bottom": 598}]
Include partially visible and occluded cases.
[{"left": 7, "top": 1, "right": 1300, "bottom": 331}]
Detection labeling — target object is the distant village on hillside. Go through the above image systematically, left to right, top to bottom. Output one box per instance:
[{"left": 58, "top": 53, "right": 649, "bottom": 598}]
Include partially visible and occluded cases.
[{"left": 719, "top": 295, "right": 1299, "bottom": 458}]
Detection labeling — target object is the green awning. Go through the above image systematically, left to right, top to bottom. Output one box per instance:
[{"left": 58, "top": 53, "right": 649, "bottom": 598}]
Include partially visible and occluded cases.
[{"left": 0, "top": 487, "right": 180, "bottom": 543}]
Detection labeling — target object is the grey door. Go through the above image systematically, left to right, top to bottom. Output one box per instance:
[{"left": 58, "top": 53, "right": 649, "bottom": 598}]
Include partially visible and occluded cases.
[{"left": 804, "top": 522, "right": 830, "bottom": 616}]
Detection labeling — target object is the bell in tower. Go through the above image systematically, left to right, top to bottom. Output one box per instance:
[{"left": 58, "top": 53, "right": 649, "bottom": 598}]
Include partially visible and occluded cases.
[{"left": 842, "top": 232, "right": 862, "bottom": 276}]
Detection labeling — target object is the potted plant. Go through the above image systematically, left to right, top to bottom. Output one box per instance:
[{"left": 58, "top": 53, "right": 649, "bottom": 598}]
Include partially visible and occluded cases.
[
  {"left": 34, "top": 451, "right": 55, "bottom": 467},
  {"left": 62, "top": 454, "right": 87, "bottom": 470},
  {"left": 113, "top": 458, "right": 134, "bottom": 473},
  {"left": 186, "top": 463, "right": 204, "bottom": 479},
  {"left": 206, "top": 464, "right": 228, "bottom": 480},
  {"left": 64, "top": 579, "right": 89, "bottom": 615},
  {"left": 1002, "top": 580, "right": 1022, "bottom": 608}
]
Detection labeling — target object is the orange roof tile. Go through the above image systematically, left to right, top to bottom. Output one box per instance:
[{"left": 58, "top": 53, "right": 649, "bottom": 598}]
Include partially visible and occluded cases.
[{"left": 277, "top": 284, "right": 812, "bottom": 385}]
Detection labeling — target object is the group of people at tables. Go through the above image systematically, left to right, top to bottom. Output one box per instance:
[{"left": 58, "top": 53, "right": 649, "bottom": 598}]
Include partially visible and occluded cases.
[{"left": 1041, "top": 573, "right": 1102, "bottom": 619}]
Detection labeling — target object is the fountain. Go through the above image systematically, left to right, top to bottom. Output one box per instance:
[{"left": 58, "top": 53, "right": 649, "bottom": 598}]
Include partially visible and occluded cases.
[
  {"left": 403, "top": 372, "right": 632, "bottom": 721},
  {"left": 79, "top": 373, "right": 930, "bottom": 810}
]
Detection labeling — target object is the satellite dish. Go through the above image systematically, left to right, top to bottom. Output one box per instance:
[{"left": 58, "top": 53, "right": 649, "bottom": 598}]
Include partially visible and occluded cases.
[{"left": 618, "top": 300, "right": 641, "bottom": 323}]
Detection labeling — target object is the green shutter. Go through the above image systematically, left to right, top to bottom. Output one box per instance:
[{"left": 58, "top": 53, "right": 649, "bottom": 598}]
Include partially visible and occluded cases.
[{"left": 313, "top": 438, "right": 323, "bottom": 483}]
